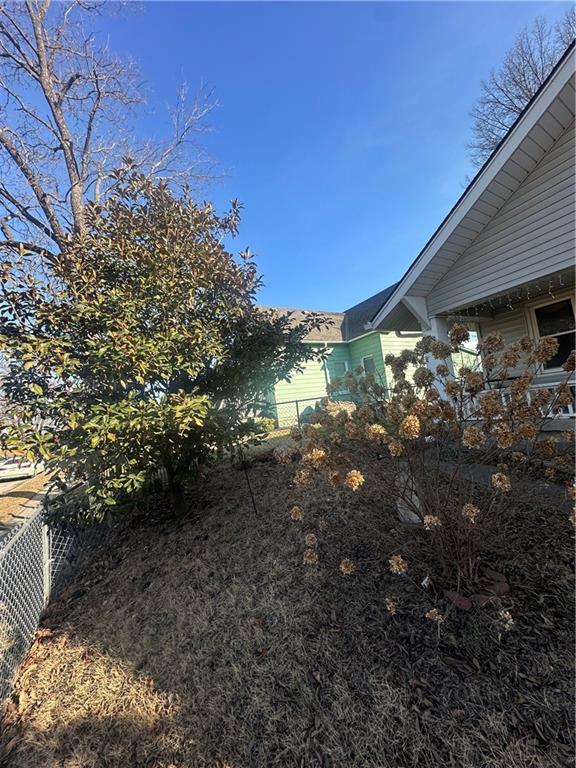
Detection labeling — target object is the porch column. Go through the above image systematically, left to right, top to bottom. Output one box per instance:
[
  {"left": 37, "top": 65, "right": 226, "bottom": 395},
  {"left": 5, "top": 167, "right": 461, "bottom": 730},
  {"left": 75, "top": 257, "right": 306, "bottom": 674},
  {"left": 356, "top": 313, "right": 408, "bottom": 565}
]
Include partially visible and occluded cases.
[{"left": 423, "top": 315, "right": 454, "bottom": 394}]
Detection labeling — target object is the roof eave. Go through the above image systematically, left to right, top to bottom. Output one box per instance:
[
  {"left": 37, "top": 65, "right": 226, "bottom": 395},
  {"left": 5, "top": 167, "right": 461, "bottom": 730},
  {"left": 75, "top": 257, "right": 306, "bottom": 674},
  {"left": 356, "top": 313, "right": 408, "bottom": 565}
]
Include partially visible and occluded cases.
[{"left": 368, "top": 43, "right": 575, "bottom": 331}]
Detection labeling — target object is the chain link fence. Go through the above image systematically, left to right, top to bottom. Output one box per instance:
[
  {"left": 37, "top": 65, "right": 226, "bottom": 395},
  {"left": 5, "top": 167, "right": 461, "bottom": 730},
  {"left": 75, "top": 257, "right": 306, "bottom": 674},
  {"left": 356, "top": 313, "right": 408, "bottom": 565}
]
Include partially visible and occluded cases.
[
  {"left": 263, "top": 395, "right": 359, "bottom": 429},
  {"left": 0, "top": 488, "right": 108, "bottom": 704}
]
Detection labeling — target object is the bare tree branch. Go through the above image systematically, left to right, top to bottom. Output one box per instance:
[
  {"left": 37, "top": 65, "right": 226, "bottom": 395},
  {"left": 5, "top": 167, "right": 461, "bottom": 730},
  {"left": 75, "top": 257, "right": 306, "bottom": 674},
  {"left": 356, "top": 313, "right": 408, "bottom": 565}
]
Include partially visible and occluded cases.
[
  {"left": 0, "top": 1, "right": 217, "bottom": 258},
  {"left": 468, "top": 10, "right": 575, "bottom": 167}
]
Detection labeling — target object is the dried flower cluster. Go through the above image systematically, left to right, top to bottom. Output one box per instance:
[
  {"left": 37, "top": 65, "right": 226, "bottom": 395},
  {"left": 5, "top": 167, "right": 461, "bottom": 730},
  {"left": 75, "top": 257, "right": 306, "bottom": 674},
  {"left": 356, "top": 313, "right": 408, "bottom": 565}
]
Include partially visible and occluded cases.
[
  {"left": 288, "top": 322, "right": 573, "bottom": 623},
  {"left": 344, "top": 469, "right": 365, "bottom": 492},
  {"left": 491, "top": 473, "right": 511, "bottom": 493},
  {"left": 462, "top": 503, "right": 480, "bottom": 524},
  {"left": 290, "top": 505, "right": 303, "bottom": 521},
  {"left": 388, "top": 554, "right": 408, "bottom": 575},
  {"left": 339, "top": 559, "right": 356, "bottom": 576},
  {"left": 425, "top": 608, "right": 444, "bottom": 624}
]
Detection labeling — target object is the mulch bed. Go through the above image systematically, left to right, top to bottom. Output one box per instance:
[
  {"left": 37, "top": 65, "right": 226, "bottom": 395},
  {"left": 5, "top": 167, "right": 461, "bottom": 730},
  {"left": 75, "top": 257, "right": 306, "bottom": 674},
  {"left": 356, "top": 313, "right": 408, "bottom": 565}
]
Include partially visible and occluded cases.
[{"left": 0, "top": 443, "right": 574, "bottom": 768}]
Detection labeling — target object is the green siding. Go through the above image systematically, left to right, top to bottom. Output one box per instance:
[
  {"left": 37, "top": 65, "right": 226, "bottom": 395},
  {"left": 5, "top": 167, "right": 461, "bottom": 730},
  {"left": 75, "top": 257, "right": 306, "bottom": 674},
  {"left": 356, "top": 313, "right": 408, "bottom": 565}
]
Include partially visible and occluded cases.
[
  {"left": 379, "top": 331, "right": 421, "bottom": 389},
  {"left": 349, "top": 333, "right": 388, "bottom": 387},
  {"left": 272, "top": 343, "right": 352, "bottom": 426},
  {"left": 273, "top": 344, "right": 352, "bottom": 403}
]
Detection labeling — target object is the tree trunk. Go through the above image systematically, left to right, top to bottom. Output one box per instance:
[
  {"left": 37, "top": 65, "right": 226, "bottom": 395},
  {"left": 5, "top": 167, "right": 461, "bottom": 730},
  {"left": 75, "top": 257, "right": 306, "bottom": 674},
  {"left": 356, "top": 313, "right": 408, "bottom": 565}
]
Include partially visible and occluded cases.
[
  {"left": 165, "top": 463, "right": 186, "bottom": 517},
  {"left": 168, "top": 478, "right": 186, "bottom": 517}
]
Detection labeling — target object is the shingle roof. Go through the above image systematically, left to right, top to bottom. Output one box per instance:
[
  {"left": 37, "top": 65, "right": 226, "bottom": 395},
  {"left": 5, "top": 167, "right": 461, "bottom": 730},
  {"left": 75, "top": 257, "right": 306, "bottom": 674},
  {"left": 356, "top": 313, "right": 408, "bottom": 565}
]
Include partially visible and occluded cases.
[
  {"left": 262, "top": 282, "right": 399, "bottom": 343},
  {"left": 342, "top": 283, "right": 399, "bottom": 340},
  {"left": 260, "top": 307, "right": 346, "bottom": 342}
]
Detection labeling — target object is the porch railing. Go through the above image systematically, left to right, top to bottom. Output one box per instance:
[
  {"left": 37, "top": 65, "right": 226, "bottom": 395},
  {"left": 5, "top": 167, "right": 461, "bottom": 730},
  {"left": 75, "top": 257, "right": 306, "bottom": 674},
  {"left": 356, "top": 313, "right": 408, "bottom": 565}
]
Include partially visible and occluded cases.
[{"left": 462, "top": 381, "right": 575, "bottom": 421}]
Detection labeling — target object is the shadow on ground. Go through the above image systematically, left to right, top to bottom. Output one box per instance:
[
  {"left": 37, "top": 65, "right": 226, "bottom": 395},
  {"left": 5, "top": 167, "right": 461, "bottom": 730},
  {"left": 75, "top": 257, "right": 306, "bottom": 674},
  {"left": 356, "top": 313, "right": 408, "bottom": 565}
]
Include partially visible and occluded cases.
[{"left": 1, "top": 450, "right": 574, "bottom": 768}]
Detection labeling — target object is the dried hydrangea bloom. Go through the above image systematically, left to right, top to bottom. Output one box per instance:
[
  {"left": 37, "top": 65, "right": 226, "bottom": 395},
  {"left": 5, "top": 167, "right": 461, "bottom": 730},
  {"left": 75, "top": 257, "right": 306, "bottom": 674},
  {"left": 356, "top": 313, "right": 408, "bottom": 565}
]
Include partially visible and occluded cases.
[
  {"left": 448, "top": 323, "right": 470, "bottom": 347},
  {"left": 479, "top": 331, "right": 505, "bottom": 353},
  {"left": 532, "top": 336, "right": 559, "bottom": 364},
  {"left": 430, "top": 340, "right": 452, "bottom": 359},
  {"left": 500, "top": 349, "right": 520, "bottom": 369},
  {"left": 562, "top": 350, "right": 576, "bottom": 372},
  {"left": 435, "top": 364, "right": 450, "bottom": 378},
  {"left": 413, "top": 366, "right": 435, "bottom": 388},
  {"left": 463, "top": 370, "right": 485, "bottom": 395},
  {"left": 510, "top": 373, "right": 534, "bottom": 396},
  {"left": 444, "top": 380, "right": 460, "bottom": 398},
  {"left": 554, "top": 385, "right": 574, "bottom": 408},
  {"left": 426, "top": 387, "right": 441, "bottom": 401},
  {"left": 531, "top": 388, "right": 552, "bottom": 409},
  {"left": 479, "top": 391, "right": 503, "bottom": 419},
  {"left": 411, "top": 399, "right": 430, "bottom": 418},
  {"left": 357, "top": 405, "right": 375, "bottom": 422},
  {"left": 399, "top": 414, "right": 420, "bottom": 439},
  {"left": 344, "top": 421, "right": 361, "bottom": 439},
  {"left": 515, "top": 422, "right": 537, "bottom": 441},
  {"left": 365, "top": 423, "right": 387, "bottom": 441},
  {"left": 492, "top": 423, "right": 514, "bottom": 449},
  {"left": 462, "top": 426, "right": 485, "bottom": 448},
  {"left": 290, "top": 427, "right": 303, "bottom": 441},
  {"left": 329, "top": 431, "right": 342, "bottom": 446},
  {"left": 535, "top": 439, "right": 558, "bottom": 459},
  {"left": 388, "top": 440, "right": 404, "bottom": 457},
  {"left": 302, "top": 447, "right": 328, "bottom": 468},
  {"left": 274, "top": 448, "right": 292, "bottom": 465},
  {"left": 511, "top": 451, "right": 527, "bottom": 463},
  {"left": 544, "top": 467, "right": 556, "bottom": 481},
  {"left": 294, "top": 468, "right": 313, "bottom": 487},
  {"left": 344, "top": 469, "right": 365, "bottom": 492},
  {"left": 328, "top": 471, "right": 342, "bottom": 487},
  {"left": 491, "top": 472, "right": 511, "bottom": 493},
  {"left": 566, "top": 482, "right": 576, "bottom": 501},
  {"left": 462, "top": 503, "right": 480, "bottom": 523},
  {"left": 290, "top": 505, "right": 304, "bottom": 521},
  {"left": 423, "top": 515, "right": 442, "bottom": 530},
  {"left": 318, "top": 518, "right": 328, "bottom": 531},
  {"left": 305, "top": 533, "right": 318, "bottom": 547},
  {"left": 303, "top": 548, "right": 319, "bottom": 565},
  {"left": 388, "top": 554, "right": 408, "bottom": 575},
  {"left": 339, "top": 558, "right": 356, "bottom": 576},
  {"left": 385, "top": 597, "right": 398, "bottom": 615},
  {"left": 425, "top": 608, "right": 444, "bottom": 623},
  {"left": 498, "top": 609, "right": 514, "bottom": 631}
]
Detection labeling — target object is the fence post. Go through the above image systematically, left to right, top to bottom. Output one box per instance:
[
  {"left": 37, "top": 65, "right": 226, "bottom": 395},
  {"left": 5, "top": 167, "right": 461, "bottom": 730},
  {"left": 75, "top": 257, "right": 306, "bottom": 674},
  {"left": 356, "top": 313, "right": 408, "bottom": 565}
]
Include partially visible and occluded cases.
[
  {"left": 295, "top": 399, "right": 300, "bottom": 427},
  {"left": 41, "top": 522, "right": 51, "bottom": 608}
]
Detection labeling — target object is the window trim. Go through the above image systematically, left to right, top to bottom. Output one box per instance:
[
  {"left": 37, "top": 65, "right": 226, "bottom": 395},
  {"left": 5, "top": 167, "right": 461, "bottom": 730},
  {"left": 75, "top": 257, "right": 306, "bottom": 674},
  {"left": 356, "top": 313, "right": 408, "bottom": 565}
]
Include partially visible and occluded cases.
[
  {"left": 527, "top": 294, "right": 575, "bottom": 371},
  {"left": 362, "top": 355, "right": 376, "bottom": 374},
  {"left": 327, "top": 359, "right": 349, "bottom": 392}
]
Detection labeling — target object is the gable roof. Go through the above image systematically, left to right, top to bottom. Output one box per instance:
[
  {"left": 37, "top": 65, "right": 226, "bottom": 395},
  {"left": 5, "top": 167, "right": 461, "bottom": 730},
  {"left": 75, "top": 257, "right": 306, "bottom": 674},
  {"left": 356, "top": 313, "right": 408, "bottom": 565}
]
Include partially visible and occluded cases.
[
  {"left": 367, "top": 41, "right": 575, "bottom": 332},
  {"left": 263, "top": 282, "right": 399, "bottom": 343}
]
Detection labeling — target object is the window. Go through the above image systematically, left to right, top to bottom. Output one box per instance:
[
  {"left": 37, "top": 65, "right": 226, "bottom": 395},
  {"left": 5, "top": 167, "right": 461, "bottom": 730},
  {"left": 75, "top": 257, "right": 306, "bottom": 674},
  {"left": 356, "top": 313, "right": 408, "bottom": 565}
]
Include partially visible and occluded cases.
[
  {"left": 532, "top": 298, "right": 575, "bottom": 369},
  {"left": 362, "top": 355, "right": 376, "bottom": 375},
  {"left": 330, "top": 361, "right": 348, "bottom": 380}
]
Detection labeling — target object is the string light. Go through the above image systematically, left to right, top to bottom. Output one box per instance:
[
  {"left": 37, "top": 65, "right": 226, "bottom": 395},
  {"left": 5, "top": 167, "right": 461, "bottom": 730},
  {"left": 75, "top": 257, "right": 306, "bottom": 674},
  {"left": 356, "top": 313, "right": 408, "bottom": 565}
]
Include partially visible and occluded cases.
[{"left": 461, "top": 274, "right": 568, "bottom": 318}]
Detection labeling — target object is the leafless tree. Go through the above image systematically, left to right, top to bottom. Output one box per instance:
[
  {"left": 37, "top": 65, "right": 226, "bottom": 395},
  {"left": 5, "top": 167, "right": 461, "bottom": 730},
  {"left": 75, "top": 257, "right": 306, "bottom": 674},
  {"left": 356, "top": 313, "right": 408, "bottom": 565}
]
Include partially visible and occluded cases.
[
  {"left": 0, "top": 0, "right": 216, "bottom": 260},
  {"left": 468, "top": 9, "right": 575, "bottom": 167}
]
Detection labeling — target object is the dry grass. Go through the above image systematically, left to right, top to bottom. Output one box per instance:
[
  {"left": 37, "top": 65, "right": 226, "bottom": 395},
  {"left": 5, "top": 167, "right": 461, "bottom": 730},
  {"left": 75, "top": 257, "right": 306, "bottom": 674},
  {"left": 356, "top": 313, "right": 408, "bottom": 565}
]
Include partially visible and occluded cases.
[{"left": 1, "top": 444, "right": 574, "bottom": 768}]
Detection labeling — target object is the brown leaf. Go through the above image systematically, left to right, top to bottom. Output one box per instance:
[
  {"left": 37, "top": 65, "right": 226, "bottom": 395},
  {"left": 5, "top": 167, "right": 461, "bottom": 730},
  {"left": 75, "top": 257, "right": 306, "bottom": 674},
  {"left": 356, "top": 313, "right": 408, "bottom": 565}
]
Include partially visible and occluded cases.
[
  {"left": 484, "top": 568, "right": 506, "bottom": 582},
  {"left": 489, "top": 581, "right": 510, "bottom": 596},
  {"left": 443, "top": 590, "right": 472, "bottom": 610},
  {"left": 470, "top": 594, "right": 493, "bottom": 608}
]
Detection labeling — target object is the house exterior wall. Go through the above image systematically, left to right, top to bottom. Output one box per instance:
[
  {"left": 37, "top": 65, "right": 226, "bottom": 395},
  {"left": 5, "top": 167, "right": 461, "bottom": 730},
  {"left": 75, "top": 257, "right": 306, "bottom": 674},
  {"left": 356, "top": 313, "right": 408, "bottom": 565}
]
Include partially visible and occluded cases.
[
  {"left": 426, "top": 120, "right": 575, "bottom": 315},
  {"left": 478, "top": 287, "right": 575, "bottom": 388},
  {"left": 380, "top": 331, "right": 421, "bottom": 390},
  {"left": 348, "top": 333, "right": 387, "bottom": 386},
  {"left": 271, "top": 344, "right": 352, "bottom": 426}
]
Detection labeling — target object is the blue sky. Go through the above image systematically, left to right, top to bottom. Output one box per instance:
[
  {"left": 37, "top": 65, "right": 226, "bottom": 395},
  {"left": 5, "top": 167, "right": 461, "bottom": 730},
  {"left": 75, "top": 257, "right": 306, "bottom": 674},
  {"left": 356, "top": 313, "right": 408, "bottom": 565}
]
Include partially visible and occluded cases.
[{"left": 97, "top": 1, "right": 571, "bottom": 311}]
